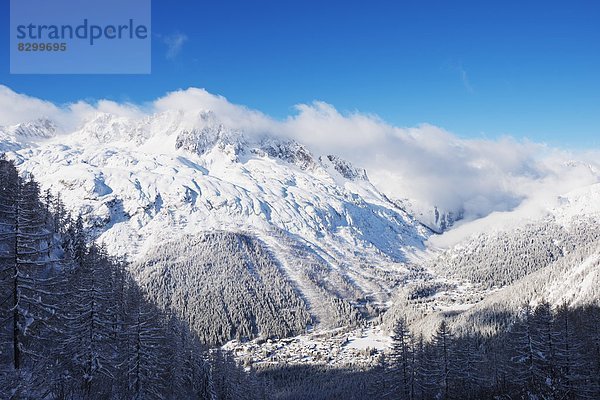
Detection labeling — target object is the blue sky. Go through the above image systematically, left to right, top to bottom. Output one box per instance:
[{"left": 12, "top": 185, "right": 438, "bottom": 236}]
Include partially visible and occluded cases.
[{"left": 2, "top": 0, "right": 599, "bottom": 147}]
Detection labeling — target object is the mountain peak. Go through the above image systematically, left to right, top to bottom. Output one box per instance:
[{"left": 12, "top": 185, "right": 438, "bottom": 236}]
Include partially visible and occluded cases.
[
  {"left": 2, "top": 117, "right": 58, "bottom": 140},
  {"left": 323, "top": 155, "right": 368, "bottom": 181}
]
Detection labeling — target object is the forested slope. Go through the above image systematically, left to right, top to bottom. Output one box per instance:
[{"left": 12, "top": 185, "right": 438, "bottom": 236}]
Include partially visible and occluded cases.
[
  {"left": 0, "top": 157, "right": 260, "bottom": 399},
  {"left": 430, "top": 217, "right": 600, "bottom": 289},
  {"left": 132, "top": 232, "right": 313, "bottom": 345}
]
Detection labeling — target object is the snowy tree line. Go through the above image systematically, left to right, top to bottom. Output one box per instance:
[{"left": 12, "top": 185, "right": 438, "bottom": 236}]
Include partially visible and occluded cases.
[
  {"left": 0, "top": 157, "right": 261, "bottom": 399},
  {"left": 430, "top": 219, "right": 600, "bottom": 289},
  {"left": 380, "top": 236, "right": 600, "bottom": 399},
  {"left": 412, "top": 240, "right": 600, "bottom": 339},
  {"left": 372, "top": 301, "right": 600, "bottom": 400},
  {"left": 254, "top": 303, "right": 600, "bottom": 400}
]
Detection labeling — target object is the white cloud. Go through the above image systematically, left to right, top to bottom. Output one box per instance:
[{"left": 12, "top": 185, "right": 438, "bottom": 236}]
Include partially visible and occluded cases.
[
  {"left": 162, "top": 33, "right": 188, "bottom": 59},
  {"left": 1, "top": 84, "right": 598, "bottom": 232},
  {"left": 0, "top": 86, "right": 63, "bottom": 126},
  {"left": 0, "top": 87, "right": 150, "bottom": 136},
  {"left": 153, "top": 87, "right": 273, "bottom": 133}
]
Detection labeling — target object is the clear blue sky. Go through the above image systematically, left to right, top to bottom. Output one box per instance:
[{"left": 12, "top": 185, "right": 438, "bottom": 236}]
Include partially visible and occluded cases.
[{"left": 2, "top": 0, "right": 599, "bottom": 147}]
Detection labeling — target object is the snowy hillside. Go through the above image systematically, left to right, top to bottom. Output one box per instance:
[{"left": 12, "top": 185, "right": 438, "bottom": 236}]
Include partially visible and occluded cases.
[
  {"left": 0, "top": 110, "right": 431, "bottom": 338},
  {"left": 382, "top": 188, "right": 600, "bottom": 339},
  {"left": 132, "top": 232, "right": 313, "bottom": 345},
  {"left": 399, "top": 237, "right": 600, "bottom": 340}
]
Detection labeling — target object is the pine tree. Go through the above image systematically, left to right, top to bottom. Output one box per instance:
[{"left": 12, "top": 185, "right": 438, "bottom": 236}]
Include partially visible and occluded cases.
[
  {"left": 0, "top": 157, "right": 20, "bottom": 371},
  {"left": 0, "top": 157, "right": 20, "bottom": 396},
  {"left": 0, "top": 162, "right": 65, "bottom": 396},
  {"left": 63, "top": 243, "right": 117, "bottom": 397},
  {"left": 123, "top": 284, "right": 169, "bottom": 400},
  {"left": 533, "top": 300, "right": 559, "bottom": 392},
  {"left": 511, "top": 303, "right": 536, "bottom": 394},
  {"left": 553, "top": 303, "right": 584, "bottom": 399},
  {"left": 580, "top": 305, "right": 600, "bottom": 399},
  {"left": 388, "top": 317, "right": 412, "bottom": 399},
  {"left": 430, "top": 320, "right": 453, "bottom": 400},
  {"left": 453, "top": 331, "right": 486, "bottom": 399},
  {"left": 411, "top": 333, "right": 427, "bottom": 400},
  {"left": 367, "top": 353, "right": 388, "bottom": 399}
]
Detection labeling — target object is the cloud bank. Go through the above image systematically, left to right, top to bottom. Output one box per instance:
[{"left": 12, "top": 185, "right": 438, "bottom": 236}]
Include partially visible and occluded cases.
[{"left": 1, "top": 85, "right": 599, "bottom": 232}]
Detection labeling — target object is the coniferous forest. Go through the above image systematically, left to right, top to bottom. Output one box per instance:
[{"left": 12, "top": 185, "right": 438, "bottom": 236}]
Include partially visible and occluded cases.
[
  {"left": 2, "top": 156, "right": 600, "bottom": 399},
  {"left": 0, "top": 157, "right": 258, "bottom": 399}
]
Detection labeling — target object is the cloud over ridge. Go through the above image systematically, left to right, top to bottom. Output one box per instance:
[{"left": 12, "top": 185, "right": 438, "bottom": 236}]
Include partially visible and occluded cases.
[{"left": 1, "top": 85, "right": 598, "bottom": 228}]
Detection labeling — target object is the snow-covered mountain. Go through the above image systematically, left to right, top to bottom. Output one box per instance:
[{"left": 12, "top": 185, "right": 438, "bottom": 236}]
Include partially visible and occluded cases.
[
  {"left": 2, "top": 109, "right": 600, "bottom": 347},
  {"left": 1, "top": 110, "right": 432, "bottom": 337},
  {"left": 0, "top": 118, "right": 59, "bottom": 151}
]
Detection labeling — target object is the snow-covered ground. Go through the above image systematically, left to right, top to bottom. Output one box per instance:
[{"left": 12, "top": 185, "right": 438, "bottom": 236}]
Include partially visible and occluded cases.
[{"left": 223, "top": 324, "right": 391, "bottom": 368}]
